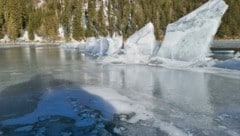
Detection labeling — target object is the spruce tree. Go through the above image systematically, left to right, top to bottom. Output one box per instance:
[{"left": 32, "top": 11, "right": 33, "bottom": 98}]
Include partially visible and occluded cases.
[
  {"left": 0, "top": 0, "right": 4, "bottom": 38},
  {"left": 0, "top": 0, "right": 239, "bottom": 41},
  {"left": 4, "top": 0, "right": 23, "bottom": 41},
  {"left": 61, "top": 0, "right": 71, "bottom": 41},
  {"left": 72, "top": 0, "right": 84, "bottom": 41},
  {"left": 86, "top": 0, "right": 96, "bottom": 37},
  {"left": 107, "top": 0, "right": 115, "bottom": 36},
  {"left": 96, "top": 1, "right": 107, "bottom": 36},
  {"left": 27, "top": 13, "right": 35, "bottom": 41}
]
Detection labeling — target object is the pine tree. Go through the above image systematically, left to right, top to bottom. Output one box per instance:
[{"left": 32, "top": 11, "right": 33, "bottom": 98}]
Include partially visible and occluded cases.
[
  {"left": 0, "top": 0, "right": 5, "bottom": 38},
  {"left": 0, "top": 0, "right": 239, "bottom": 41},
  {"left": 4, "top": 0, "right": 23, "bottom": 41},
  {"left": 61, "top": 0, "right": 71, "bottom": 41},
  {"left": 72, "top": 0, "right": 84, "bottom": 41},
  {"left": 86, "top": 0, "right": 96, "bottom": 37},
  {"left": 107, "top": 0, "right": 115, "bottom": 36},
  {"left": 97, "top": 1, "right": 107, "bottom": 36},
  {"left": 27, "top": 9, "right": 42, "bottom": 41},
  {"left": 41, "top": 11, "right": 59, "bottom": 41},
  {"left": 27, "top": 13, "right": 35, "bottom": 41}
]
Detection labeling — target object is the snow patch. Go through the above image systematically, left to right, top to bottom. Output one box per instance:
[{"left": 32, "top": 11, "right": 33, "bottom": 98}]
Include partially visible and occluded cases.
[
  {"left": 36, "top": 0, "right": 45, "bottom": 8},
  {"left": 58, "top": 26, "right": 65, "bottom": 40},
  {"left": 18, "top": 31, "right": 29, "bottom": 42},
  {"left": 34, "top": 34, "right": 44, "bottom": 42},
  {"left": 0, "top": 35, "right": 10, "bottom": 43},
  {"left": 82, "top": 86, "right": 154, "bottom": 123}
]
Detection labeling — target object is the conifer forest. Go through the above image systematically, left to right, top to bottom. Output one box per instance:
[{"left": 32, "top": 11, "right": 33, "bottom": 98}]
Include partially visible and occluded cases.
[{"left": 0, "top": 0, "right": 239, "bottom": 41}]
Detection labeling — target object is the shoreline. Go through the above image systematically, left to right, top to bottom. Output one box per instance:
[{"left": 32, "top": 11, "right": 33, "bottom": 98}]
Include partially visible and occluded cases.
[
  {"left": 0, "top": 39, "right": 240, "bottom": 49},
  {"left": 1, "top": 39, "right": 240, "bottom": 44},
  {"left": 0, "top": 42, "right": 63, "bottom": 48}
]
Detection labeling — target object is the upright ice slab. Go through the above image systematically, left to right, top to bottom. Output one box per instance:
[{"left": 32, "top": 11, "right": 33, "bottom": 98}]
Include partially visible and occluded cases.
[
  {"left": 157, "top": 0, "right": 228, "bottom": 62},
  {"left": 103, "top": 22, "right": 157, "bottom": 64},
  {"left": 125, "top": 22, "right": 156, "bottom": 57},
  {"left": 106, "top": 33, "right": 123, "bottom": 55},
  {"left": 84, "top": 37, "right": 109, "bottom": 57}
]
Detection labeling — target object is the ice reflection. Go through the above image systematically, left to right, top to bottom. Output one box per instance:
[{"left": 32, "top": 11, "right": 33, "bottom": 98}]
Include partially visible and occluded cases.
[
  {"left": 80, "top": 64, "right": 215, "bottom": 133},
  {"left": 152, "top": 69, "right": 214, "bottom": 130}
]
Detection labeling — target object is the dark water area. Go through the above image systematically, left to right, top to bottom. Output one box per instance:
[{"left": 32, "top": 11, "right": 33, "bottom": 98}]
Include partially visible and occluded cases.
[{"left": 0, "top": 46, "right": 240, "bottom": 136}]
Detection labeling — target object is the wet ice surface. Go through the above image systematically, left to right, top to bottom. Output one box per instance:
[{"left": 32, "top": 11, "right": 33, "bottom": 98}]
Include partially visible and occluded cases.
[{"left": 0, "top": 47, "right": 240, "bottom": 136}]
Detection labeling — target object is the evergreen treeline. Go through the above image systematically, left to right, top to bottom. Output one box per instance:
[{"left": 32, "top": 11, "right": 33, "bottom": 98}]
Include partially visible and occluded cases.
[{"left": 0, "top": 0, "right": 239, "bottom": 42}]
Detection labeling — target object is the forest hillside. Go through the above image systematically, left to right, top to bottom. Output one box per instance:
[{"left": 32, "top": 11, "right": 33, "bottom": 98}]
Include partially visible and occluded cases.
[{"left": 0, "top": 0, "right": 239, "bottom": 41}]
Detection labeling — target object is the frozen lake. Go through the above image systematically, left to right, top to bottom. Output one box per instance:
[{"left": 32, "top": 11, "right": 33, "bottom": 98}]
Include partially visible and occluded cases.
[{"left": 0, "top": 46, "right": 240, "bottom": 136}]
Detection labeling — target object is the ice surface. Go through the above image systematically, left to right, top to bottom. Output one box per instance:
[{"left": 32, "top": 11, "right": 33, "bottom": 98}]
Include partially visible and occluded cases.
[
  {"left": 156, "top": 0, "right": 228, "bottom": 62},
  {"left": 84, "top": 37, "right": 109, "bottom": 57},
  {"left": 59, "top": 41, "right": 85, "bottom": 50},
  {"left": 214, "top": 58, "right": 240, "bottom": 71},
  {"left": 1, "top": 86, "right": 153, "bottom": 126},
  {"left": 1, "top": 88, "right": 115, "bottom": 125},
  {"left": 15, "top": 125, "right": 33, "bottom": 132}
]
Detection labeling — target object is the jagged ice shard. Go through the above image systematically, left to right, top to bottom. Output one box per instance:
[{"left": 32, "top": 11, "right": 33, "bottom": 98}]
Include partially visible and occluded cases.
[
  {"left": 156, "top": 0, "right": 228, "bottom": 62},
  {"left": 103, "top": 22, "right": 157, "bottom": 64},
  {"left": 125, "top": 22, "right": 156, "bottom": 57},
  {"left": 84, "top": 37, "right": 109, "bottom": 57}
]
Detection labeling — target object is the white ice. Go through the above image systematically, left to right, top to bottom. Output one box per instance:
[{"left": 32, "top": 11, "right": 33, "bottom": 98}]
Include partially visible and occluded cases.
[
  {"left": 155, "top": 0, "right": 228, "bottom": 62},
  {"left": 103, "top": 22, "right": 157, "bottom": 64},
  {"left": 125, "top": 22, "right": 156, "bottom": 56},
  {"left": 106, "top": 33, "right": 123, "bottom": 55},
  {"left": 84, "top": 37, "right": 109, "bottom": 57},
  {"left": 59, "top": 41, "right": 85, "bottom": 50}
]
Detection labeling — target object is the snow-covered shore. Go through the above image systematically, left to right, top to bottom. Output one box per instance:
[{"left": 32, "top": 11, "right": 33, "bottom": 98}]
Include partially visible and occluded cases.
[{"left": 0, "top": 42, "right": 61, "bottom": 48}]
